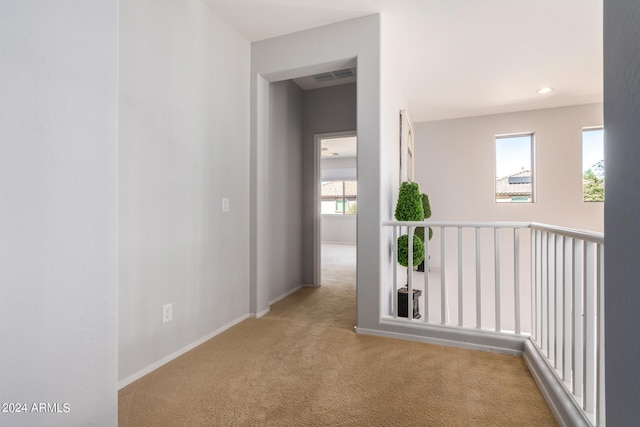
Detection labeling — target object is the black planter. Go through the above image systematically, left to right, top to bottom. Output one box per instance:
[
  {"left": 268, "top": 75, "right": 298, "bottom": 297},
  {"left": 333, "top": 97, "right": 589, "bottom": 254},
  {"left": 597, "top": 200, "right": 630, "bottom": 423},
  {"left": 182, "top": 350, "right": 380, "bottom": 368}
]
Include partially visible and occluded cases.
[{"left": 398, "top": 287, "right": 422, "bottom": 319}]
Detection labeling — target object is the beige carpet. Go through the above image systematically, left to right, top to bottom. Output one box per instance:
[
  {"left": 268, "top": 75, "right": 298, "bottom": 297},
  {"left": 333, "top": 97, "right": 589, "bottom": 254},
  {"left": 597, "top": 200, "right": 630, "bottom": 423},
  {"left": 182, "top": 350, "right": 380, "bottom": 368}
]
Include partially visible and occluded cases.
[{"left": 119, "top": 244, "right": 556, "bottom": 426}]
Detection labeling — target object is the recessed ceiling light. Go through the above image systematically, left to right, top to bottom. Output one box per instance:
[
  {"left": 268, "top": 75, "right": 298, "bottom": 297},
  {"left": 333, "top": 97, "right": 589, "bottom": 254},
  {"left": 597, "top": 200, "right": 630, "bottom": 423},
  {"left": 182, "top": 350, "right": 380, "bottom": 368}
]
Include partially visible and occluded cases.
[{"left": 537, "top": 87, "right": 553, "bottom": 94}]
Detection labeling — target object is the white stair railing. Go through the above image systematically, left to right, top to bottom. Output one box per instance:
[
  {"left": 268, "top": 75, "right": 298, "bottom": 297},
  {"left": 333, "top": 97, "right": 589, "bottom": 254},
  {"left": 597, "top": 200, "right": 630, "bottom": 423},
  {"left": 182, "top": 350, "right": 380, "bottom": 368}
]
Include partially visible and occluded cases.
[
  {"left": 382, "top": 221, "right": 605, "bottom": 426},
  {"left": 385, "top": 221, "right": 531, "bottom": 333},
  {"left": 530, "top": 223, "right": 605, "bottom": 426}
]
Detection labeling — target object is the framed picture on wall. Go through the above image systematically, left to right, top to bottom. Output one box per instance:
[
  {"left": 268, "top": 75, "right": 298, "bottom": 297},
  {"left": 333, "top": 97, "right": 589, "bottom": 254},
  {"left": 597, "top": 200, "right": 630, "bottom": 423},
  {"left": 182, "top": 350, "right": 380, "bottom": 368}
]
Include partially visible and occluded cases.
[{"left": 399, "top": 110, "right": 414, "bottom": 184}]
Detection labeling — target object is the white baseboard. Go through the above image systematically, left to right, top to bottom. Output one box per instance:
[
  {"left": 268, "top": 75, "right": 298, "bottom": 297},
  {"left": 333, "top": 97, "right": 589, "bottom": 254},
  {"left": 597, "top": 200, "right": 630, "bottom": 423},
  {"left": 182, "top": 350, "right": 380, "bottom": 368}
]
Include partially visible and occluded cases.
[
  {"left": 321, "top": 241, "right": 356, "bottom": 245},
  {"left": 251, "top": 285, "right": 313, "bottom": 318},
  {"left": 269, "top": 285, "right": 302, "bottom": 305},
  {"left": 252, "top": 307, "right": 270, "bottom": 319},
  {"left": 118, "top": 313, "right": 251, "bottom": 390},
  {"left": 358, "top": 319, "right": 526, "bottom": 356},
  {"left": 523, "top": 339, "right": 591, "bottom": 427}
]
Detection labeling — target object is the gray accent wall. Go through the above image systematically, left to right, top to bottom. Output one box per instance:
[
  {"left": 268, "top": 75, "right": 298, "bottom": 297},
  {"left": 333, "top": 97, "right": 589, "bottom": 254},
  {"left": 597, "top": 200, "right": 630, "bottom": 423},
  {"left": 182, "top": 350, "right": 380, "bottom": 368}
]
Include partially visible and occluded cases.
[
  {"left": 118, "top": 0, "right": 251, "bottom": 383},
  {"left": 604, "top": 0, "right": 640, "bottom": 423},
  {"left": 0, "top": 1, "right": 118, "bottom": 425},
  {"left": 250, "top": 16, "right": 382, "bottom": 328},
  {"left": 265, "top": 79, "right": 357, "bottom": 296},
  {"left": 267, "top": 81, "right": 358, "bottom": 288},
  {"left": 268, "top": 81, "right": 304, "bottom": 300},
  {"left": 302, "top": 83, "right": 357, "bottom": 282}
]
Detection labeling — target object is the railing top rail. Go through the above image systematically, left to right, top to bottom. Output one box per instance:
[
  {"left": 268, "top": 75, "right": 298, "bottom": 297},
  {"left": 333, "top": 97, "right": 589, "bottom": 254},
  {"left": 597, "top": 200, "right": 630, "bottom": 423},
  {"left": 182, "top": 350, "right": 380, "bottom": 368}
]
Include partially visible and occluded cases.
[
  {"left": 382, "top": 220, "right": 531, "bottom": 228},
  {"left": 382, "top": 221, "right": 604, "bottom": 245},
  {"left": 530, "top": 222, "right": 604, "bottom": 245}
]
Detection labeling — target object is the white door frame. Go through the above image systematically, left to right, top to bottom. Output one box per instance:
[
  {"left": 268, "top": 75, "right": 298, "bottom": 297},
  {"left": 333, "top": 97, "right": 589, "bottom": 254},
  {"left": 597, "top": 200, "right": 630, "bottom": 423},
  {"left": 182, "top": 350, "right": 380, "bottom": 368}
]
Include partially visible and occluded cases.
[{"left": 313, "top": 130, "right": 357, "bottom": 287}]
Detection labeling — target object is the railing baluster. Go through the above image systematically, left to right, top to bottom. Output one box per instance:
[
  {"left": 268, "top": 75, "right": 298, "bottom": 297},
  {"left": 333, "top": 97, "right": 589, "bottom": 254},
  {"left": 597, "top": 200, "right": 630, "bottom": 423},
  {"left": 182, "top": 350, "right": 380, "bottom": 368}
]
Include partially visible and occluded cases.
[
  {"left": 393, "top": 226, "right": 398, "bottom": 318},
  {"left": 408, "top": 226, "right": 414, "bottom": 320},
  {"left": 424, "top": 226, "right": 429, "bottom": 323},
  {"left": 441, "top": 226, "right": 446, "bottom": 325},
  {"left": 458, "top": 227, "right": 463, "bottom": 327},
  {"left": 476, "top": 227, "right": 481, "bottom": 330},
  {"left": 494, "top": 227, "right": 501, "bottom": 332},
  {"left": 514, "top": 228, "right": 520, "bottom": 335},
  {"left": 531, "top": 228, "right": 536, "bottom": 339},
  {"left": 538, "top": 230, "right": 543, "bottom": 344},
  {"left": 541, "top": 231, "right": 548, "bottom": 355},
  {"left": 547, "top": 232, "right": 552, "bottom": 358},
  {"left": 550, "top": 233, "right": 556, "bottom": 367},
  {"left": 553, "top": 235, "right": 559, "bottom": 370},
  {"left": 557, "top": 235, "right": 565, "bottom": 378},
  {"left": 563, "top": 237, "right": 572, "bottom": 382},
  {"left": 571, "top": 238, "right": 577, "bottom": 395},
  {"left": 572, "top": 238, "right": 581, "bottom": 398},
  {"left": 576, "top": 240, "right": 584, "bottom": 404},
  {"left": 584, "top": 242, "right": 595, "bottom": 413},
  {"left": 597, "top": 244, "right": 605, "bottom": 426}
]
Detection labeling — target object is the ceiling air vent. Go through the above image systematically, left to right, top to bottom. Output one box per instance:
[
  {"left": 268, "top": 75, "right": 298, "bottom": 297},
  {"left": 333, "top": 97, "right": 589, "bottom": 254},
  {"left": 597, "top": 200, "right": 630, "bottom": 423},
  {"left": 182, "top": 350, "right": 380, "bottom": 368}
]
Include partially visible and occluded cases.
[
  {"left": 313, "top": 68, "right": 356, "bottom": 83},
  {"left": 333, "top": 68, "right": 355, "bottom": 79},
  {"left": 314, "top": 72, "right": 336, "bottom": 82}
]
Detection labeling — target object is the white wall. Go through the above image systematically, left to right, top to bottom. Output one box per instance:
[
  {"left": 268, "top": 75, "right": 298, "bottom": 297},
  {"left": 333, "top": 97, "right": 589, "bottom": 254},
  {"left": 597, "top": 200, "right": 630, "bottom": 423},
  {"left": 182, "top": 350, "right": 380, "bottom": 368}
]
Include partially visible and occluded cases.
[
  {"left": 118, "top": 0, "right": 250, "bottom": 383},
  {"left": 0, "top": 1, "right": 118, "bottom": 426},
  {"left": 603, "top": 1, "right": 640, "bottom": 423},
  {"left": 378, "top": 12, "right": 413, "bottom": 325},
  {"left": 268, "top": 80, "right": 304, "bottom": 299},
  {"left": 303, "top": 84, "right": 357, "bottom": 280},
  {"left": 414, "top": 104, "right": 604, "bottom": 232},
  {"left": 321, "top": 216, "right": 357, "bottom": 243}
]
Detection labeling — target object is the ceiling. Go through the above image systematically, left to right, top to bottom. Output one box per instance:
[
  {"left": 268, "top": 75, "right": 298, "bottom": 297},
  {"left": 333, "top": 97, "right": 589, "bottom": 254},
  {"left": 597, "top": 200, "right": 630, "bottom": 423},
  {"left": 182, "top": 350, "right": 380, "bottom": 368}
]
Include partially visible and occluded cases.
[
  {"left": 206, "top": 0, "right": 603, "bottom": 122},
  {"left": 321, "top": 136, "right": 357, "bottom": 159}
]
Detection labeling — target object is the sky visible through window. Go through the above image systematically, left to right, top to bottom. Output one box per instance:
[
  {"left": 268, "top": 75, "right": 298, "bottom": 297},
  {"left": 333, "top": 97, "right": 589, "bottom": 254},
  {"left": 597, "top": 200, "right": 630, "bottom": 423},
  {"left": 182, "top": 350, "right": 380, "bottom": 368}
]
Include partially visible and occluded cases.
[
  {"left": 583, "top": 128, "right": 604, "bottom": 173},
  {"left": 496, "top": 135, "right": 532, "bottom": 178}
]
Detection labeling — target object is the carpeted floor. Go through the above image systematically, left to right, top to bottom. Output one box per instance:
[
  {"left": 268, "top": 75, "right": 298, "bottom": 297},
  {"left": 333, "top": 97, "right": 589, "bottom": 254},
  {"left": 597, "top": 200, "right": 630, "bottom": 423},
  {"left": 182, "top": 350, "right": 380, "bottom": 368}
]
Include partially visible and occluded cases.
[{"left": 119, "top": 244, "right": 557, "bottom": 426}]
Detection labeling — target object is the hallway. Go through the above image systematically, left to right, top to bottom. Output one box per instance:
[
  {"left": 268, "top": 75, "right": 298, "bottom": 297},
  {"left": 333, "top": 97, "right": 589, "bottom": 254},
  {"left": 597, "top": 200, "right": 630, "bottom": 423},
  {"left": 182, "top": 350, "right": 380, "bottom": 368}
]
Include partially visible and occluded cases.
[
  {"left": 321, "top": 242, "right": 357, "bottom": 288},
  {"left": 119, "top": 243, "right": 555, "bottom": 426}
]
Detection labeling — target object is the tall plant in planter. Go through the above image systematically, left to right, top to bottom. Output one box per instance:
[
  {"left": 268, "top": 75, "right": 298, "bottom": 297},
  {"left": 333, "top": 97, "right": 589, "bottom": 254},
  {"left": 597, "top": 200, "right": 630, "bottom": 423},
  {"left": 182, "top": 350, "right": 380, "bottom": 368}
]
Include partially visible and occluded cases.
[
  {"left": 394, "top": 181, "right": 424, "bottom": 318},
  {"left": 395, "top": 182, "right": 425, "bottom": 266},
  {"left": 415, "top": 193, "right": 433, "bottom": 272}
]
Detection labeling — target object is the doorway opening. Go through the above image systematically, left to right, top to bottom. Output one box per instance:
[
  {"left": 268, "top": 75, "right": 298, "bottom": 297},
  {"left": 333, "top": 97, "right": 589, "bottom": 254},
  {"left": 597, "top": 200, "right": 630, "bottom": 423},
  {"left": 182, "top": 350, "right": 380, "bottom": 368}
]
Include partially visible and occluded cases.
[{"left": 314, "top": 132, "right": 357, "bottom": 288}]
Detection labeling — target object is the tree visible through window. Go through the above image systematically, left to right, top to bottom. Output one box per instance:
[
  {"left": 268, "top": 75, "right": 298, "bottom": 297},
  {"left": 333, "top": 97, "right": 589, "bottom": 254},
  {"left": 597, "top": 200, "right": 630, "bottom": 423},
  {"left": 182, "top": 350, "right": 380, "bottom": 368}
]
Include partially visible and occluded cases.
[
  {"left": 583, "top": 128, "right": 604, "bottom": 202},
  {"left": 495, "top": 134, "right": 534, "bottom": 203}
]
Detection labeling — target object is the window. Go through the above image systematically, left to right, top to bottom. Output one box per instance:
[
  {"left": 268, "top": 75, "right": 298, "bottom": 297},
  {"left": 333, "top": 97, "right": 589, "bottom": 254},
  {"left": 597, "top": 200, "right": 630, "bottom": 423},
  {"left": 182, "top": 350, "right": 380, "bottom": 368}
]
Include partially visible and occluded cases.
[
  {"left": 582, "top": 128, "right": 604, "bottom": 202},
  {"left": 495, "top": 134, "right": 534, "bottom": 203},
  {"left": 321, "top": 181, "right": 357, "bottom": 215}
]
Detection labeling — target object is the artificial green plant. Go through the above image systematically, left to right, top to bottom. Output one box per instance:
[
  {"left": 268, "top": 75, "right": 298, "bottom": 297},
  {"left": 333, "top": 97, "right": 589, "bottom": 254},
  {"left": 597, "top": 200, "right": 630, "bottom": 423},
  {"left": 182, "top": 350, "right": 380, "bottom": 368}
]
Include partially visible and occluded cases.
[{"left": 395, "top": 181, "right": 425, "bottom": 266}]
